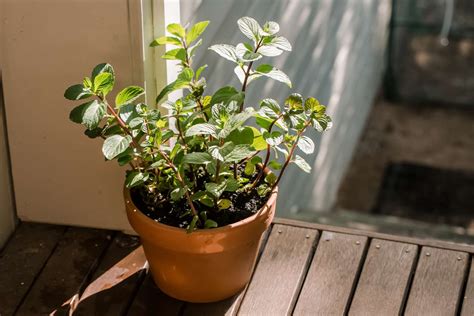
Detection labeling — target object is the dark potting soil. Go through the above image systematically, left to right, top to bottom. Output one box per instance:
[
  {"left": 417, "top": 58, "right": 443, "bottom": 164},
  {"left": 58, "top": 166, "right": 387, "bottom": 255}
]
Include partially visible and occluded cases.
[{"left": 130, "top": 166, "right": 271, "bottom": 229}]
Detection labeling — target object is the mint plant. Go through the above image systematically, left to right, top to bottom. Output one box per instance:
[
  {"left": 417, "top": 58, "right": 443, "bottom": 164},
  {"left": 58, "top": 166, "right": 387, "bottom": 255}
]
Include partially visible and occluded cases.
[{"left": 64, "top": 17, "right": 332, "bottom": 231}]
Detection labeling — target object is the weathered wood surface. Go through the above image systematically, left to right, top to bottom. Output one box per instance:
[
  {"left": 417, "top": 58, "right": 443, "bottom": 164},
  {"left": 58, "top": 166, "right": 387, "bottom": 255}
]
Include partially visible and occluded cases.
[
  {"left": 3, "top": 220, "right": 474, "bottom": 316},
  {"left": 0, "top": 223, "right": 65, "bottom": 316},
  {"left": 237, "top": 224, "right": 318, "bottom": 315},
  {"left": 15, "top": 227, "right": 113, "bottom": 316},
  {"left": 294, "top": 231, "right": 367, "bottom": 315},
  {"left": 74, "top": 233, "right": 142, "bottom": 316},
  {"left": 349, "top": 239, "right": 418, "bottom": 315},
  {"left": 404, "top": 247, "right": 469, "bottom": 316},
  {"left": 461, "top": 261, "right": 474, "bottom": 315}
]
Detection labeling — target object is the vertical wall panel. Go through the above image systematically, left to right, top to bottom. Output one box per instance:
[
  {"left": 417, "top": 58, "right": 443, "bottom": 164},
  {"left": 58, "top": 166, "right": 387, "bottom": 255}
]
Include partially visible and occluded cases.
[
  {"left": 1, "top": 0, "right": 150, "bottom": 230},
  {"left": 181, "top": 0, "right": 391, "bottom": 215}
]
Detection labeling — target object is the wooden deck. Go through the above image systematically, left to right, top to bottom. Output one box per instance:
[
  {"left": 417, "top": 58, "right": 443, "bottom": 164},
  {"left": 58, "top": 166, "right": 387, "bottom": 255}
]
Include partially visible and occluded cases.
[{"left": 2, "top": 218, "right": 474, "bottom": 315}]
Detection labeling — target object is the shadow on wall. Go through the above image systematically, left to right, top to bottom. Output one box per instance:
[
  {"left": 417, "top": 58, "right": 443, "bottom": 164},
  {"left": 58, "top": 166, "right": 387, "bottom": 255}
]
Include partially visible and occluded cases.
[{"left": 181, "top": 0, "right": 391, "bottom": 216}]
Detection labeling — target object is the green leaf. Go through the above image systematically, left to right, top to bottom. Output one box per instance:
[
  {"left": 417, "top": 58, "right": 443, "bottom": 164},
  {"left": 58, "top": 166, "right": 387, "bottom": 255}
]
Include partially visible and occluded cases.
[
  {"left": 237, "top": 17, "right": 264, "bottom": 42},
  {"left": 186, "top": 20, "right": 210, "bottom": 44},
  {"left": 263, "top": 21, "right": 280, "bottom": 35},
  {"left": 167, "top": 23, "right": 185, "bottom": 39},
  {"left": 150, "top": 36, "right": 181, "bottom": 47},
  {"left": 269, "top": 36, "right": 292, "bottom": 51},
  {"left": 236, "top": 43, "right": 262, "bottom": 62},
  {"left": 209, "top": 44, "right": 239, "bottom": 63},
  {"left": 258, "top": 45, "right": 283, "bottom": 57},
  {"left": 162, "top": 48, "right": 187, "bottom": 62},
  {"left": 91, "top": 63, "right": 114, "bottom": 81},
  {"left": 196, "top": 64, "right": 208, "bottom": 79},
  {"left": 255, "top": 64, "right": 292, "bottom": 88},
  {"left": 234, "top": 65, "right": 261, "bottom": 85},
  {"left": 93, "top": 72, "right": 114, "bottom": 96},
  {"left": 83, "top": 77, "right": 93, "bottom": 89},
  {"left": 155, "top": 77, "right": 190, "bottom": 105},
  {"left": 64, "top": 84, "right": 93, "bottom": 100},
  {"left": 115, "top": 86, "right": 145, "bottom": 107},
  {"left": 210, "top": 86, "right": 239, "bottom": 105},
  {"left": 285, "top": 93, "right": 304, "bottom": 110},
  {"left": 304, "top": 97, "right": 321, "bottom": 112},
  {"left": 260, "top": 98, "right": 281, "bottom": 114},
  {"left": 69, "top": 100, "right": 106, "bottom": 129},
  {"left": 82, "top": 100, "right": 106, "bottom": 129},
  {"left": 118, "top": 103, "right": 139, "bottom": 124},
  {"left": 219, "top": 109, "right": 254, "bottom": 139},
  {"left": 312, "top": 114, "right": 333, "bottom": 132},
  {"left": 185, "top": 123, "right": 217, "bottom": 138},
  {"left": 84, "top": 127, "right": 103, "bottom": 139},
  {"left": 226, "top": 127, "right": 254, "bottom": 145},
  {"left": 249, "top": 127, "right": 267, "bottom": 150},
  {"left": 263, "top": 131, "right": 284, "bottom": 146},
  {"left": 102, "top": 135, "right": 132, "bottom": 160},
  {"left": 297, "top": 135, "right": 315, "bottom": 154},
  {"left": 225, "top": 144, "right": 256, "bottom": 162},
  {"left": 182, "top": 152, "right": 213, "bottom": 164},
  {"left": 293, "top": 154, "right": 311, "bottom": 173},
  {"left": 268, "top": 160, "right": 282, "bottom": 170},
  {"left": 245, "top": 161, "right": 256, "bottom": 175},
  {"left": 125, "top": 171, "right": 149, "bottom": 188},
  {"left": 265, "top": 172, "right": 277, "bottom": 185},
  {"left": 225, "top": 178, "right": 240, "bottom": 192},
  {"left": 205, "top": 181, "right": 227, "bottom": 198},
  {"left": 170, "top": 187, "right": 185, "bottom": 201},
  {"left": 217, "top": 199, "right": 232, "bottom": 210},
  {"left": 204, "top": 219, "right": 218, "bottom": 228}
]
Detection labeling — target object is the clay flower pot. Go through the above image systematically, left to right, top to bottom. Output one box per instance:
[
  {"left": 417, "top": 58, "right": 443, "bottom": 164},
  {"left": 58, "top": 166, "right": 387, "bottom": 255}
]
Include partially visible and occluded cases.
[{"left": 124, "top": 186, "right": 278, "bottom": 303}]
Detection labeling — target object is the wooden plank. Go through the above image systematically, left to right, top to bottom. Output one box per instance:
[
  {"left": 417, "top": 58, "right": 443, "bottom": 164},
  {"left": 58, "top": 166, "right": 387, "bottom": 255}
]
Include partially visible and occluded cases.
[
  {"left": 274, "top": 217, "right": 474, "bottom": 254},
  {"left": 0, "top": 222, "right": 66, "bottom": 315},
  {"left": 237, "top": 224, "right": 318, "bottom": 315},
  {"left": 15, "top": 227, "right": 113, "bottom": 315},
  {"left": 182, "top": 227, "right": 273, "bottom": 316},
  {"left": 294, "top": 231, "right": 368, "bottom": 315},
  {"left": 74, "top": 233, "right": 142, "bottom": 316},
  {"left": 349, "top": 239, "right": 418, "bottom": 315},
  {"left": 405, "top": 247, "right": 469, "bottom": 316},
  {"left": 461, "top": 260, "right": 474, "bottom": 315},
  {"left": 126, "top": 275, "right": 184, "bottom": 316}
]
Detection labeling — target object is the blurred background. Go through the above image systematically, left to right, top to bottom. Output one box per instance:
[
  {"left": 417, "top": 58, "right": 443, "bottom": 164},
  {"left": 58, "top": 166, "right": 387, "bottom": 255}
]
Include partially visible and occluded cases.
[{"left": 1, "top": 0, "right": 473, "bottom": 246}]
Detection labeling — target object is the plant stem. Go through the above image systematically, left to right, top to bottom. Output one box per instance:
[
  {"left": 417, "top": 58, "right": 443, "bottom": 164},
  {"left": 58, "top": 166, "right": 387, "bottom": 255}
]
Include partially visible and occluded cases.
[
  {"left": 240, "top": 38, "right": 263, "bottom": 112},
  {"left": 251, "top": 113, "right": 284, "bottom": 188},
  {"left": 272, "top": 121, "right": 311, "bottom": 190},
  {"left": 157, "top": 148, "right": 199, "bottom": 217}
]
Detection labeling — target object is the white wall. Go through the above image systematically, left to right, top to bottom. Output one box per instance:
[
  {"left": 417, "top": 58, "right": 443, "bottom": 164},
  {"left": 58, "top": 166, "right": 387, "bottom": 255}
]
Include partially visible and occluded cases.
[{"left": 181, "top": 0, "right": 391, "bottom": 216}]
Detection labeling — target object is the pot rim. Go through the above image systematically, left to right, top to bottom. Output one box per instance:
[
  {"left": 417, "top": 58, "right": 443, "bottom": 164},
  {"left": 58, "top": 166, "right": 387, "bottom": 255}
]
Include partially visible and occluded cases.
[{"left": 124, "top": 184, "right": 278, "bottom": 236}]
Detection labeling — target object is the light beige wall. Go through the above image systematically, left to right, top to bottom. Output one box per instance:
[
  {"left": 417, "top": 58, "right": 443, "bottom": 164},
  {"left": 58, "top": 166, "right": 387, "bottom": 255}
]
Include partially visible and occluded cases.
[{"left": 1, "top": 0, "right": 156, "bottom": 230}]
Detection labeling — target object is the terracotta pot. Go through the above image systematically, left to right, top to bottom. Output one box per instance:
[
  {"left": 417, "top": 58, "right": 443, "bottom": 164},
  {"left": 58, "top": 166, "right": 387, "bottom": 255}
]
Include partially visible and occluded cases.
[{"left": 124, "top": 186, "right": 277, "bottom": 303}]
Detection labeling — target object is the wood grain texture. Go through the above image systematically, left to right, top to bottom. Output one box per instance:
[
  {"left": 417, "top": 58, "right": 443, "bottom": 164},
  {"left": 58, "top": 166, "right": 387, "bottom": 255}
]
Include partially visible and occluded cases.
[
  {"left": 274, "top": 218, "right": 474, "bottom": 254},
  {"left": 0, "top": 222, "right": 65, "bottom": 316},
  {"left": 237, "top": 224, "right": 318, "bottom": 315},
  {"left": 15, "top": 227, "right": 112, "bottom": 316},
  {"left": 294, "top": 231, "right": 367, "bottom": 315},
  {"left": 74, "top": 233, "right": 142, "bottom": 316},
  {"left": 349, "top": 239, "right": 418, "bottom": 315},
  {"left": 405, "top": 247, "right": 469, "bottom": 316},
  {"left": 460, "top": 260, "right": 474, "bottom": 315},
  {"left": 126, "top": 275, "right": 184, "bottom": 316}
]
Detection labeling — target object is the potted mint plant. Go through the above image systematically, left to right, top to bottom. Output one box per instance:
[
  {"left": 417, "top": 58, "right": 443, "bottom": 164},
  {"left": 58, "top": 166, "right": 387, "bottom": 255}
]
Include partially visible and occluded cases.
[{"left": 64, "top": 17, "right": 331, "bottom": 302}]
